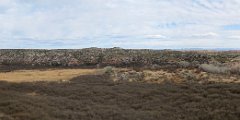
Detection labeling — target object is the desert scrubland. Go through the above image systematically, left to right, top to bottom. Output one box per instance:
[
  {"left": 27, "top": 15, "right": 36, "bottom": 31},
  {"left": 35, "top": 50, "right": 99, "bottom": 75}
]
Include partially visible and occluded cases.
[{"left": 0, "top": 48, "right": 239, "bottom": 120}]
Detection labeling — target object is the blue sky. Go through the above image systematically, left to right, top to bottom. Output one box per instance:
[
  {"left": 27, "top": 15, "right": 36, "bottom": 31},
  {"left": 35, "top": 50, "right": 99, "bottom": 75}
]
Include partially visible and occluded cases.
[{"left": 0, "top": 0, "right": 240, "bottom": 49}]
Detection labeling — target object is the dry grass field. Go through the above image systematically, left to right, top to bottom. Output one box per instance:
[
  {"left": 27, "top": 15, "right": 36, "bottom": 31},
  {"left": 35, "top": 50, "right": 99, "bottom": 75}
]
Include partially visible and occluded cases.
[
  {"left": 0, "top": 67, "right": 239, "bottom": 84},
  {"left": 0, "top": 69, "right": 99, "bottom": 83}
]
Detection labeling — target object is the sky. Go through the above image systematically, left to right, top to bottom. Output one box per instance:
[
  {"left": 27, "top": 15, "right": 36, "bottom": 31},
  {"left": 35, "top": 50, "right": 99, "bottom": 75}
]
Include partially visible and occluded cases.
[{"left": 0, "top": 0, "right": 240, "bottom": 49}]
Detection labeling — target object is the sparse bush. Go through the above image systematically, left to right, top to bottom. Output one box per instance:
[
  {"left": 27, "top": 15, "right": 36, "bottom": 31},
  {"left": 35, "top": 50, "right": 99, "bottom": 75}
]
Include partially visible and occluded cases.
[
  {"left": 178, "top": 61, "right": 190, "bottom": 68},
  {"left": 200, "top": 63, "right": 240, "bottom": 75},
  {"left": 229, "top": 63, "right": 240, "bottom": 74},
  {"left": 150, "top": 64, "right": 161, "bottom": 70},
  {"left": 199, "top": 64, "right": 230, "bottom": 74},
  {"left": 103, "top": 66, "right": 114, "bottom": 74},
  {"left": 114, "top": 70, "right": 144, "bottom": 82},
  {"left": 115, "top": 72, "right": 129, "bottom": 81},
  {"left": 185, "top": 73, "right": 198, "bottom": 82}
]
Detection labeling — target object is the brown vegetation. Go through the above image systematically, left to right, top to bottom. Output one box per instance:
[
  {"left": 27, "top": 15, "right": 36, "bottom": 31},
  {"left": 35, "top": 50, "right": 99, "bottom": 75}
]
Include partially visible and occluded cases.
[
  {"left": 0, "top": 49, "right": 240, "bottom": 120},
  {"left": 0, "top": 74, "right": 239, "bottom": 120}
]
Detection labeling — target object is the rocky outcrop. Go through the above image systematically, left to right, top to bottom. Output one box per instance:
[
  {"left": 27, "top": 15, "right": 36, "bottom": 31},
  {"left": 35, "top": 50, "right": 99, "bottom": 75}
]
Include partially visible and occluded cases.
[{"left": 0, "top": 48, "right": 239, "bottom": 68}]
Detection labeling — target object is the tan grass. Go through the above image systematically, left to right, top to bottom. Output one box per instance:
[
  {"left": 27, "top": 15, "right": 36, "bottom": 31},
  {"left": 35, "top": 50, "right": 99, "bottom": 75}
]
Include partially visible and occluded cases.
[
  {"left": 0, "top": 68, "right": 100, "bottom": 83},
  {"left": 143, "top": 69, "right": 240, "bottom": 83},
  {"left": 143, "top": 70, "right": 175, "bottom": 83}
]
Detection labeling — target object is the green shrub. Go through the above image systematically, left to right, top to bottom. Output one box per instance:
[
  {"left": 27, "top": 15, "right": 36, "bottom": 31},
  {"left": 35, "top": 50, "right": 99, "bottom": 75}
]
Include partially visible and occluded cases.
[{"left": 103, "top": 66, "right": 114, "bottom": 74}]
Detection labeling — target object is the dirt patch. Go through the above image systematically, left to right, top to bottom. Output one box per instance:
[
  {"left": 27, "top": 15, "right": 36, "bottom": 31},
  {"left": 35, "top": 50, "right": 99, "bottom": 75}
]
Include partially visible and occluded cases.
[{"left": 0, "top": 74, "right": 239, "bottom": 120}]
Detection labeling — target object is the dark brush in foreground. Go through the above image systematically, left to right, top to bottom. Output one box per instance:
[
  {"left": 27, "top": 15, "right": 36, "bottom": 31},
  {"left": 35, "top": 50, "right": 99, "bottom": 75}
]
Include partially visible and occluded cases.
[{"left": 0, "top": 74, "right": 239, "bottom": 120}]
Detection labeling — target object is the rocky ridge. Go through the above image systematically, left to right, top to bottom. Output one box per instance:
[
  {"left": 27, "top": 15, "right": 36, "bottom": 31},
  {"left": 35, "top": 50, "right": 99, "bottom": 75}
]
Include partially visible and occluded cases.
[{"left": 0, "top": 48, "right": 239, "bottom": 68}]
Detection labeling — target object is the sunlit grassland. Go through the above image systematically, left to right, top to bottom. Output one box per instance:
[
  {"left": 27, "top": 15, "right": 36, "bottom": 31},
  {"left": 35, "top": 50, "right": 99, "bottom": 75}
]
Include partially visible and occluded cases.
[{"left": 0, "top": 68, "right": 100, "bottom": 83}]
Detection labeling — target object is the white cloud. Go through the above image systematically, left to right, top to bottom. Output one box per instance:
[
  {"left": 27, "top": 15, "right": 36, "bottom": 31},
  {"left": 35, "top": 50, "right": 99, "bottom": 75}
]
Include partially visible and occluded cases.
[
  {"left": 0, "top": 0, "right": 240, "bottom": 48},
  {"left": 191, "top": 32, "right": 219, "bottom": 38},
  {"left": 144, "top": 34, "right": 167, "bottom": 39},
  {"left": 228, "top": 36, "right": 240, "bottom": 39}
]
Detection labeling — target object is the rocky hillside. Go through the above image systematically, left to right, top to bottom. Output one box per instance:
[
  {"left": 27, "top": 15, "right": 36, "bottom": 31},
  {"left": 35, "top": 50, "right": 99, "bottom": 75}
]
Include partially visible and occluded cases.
[{"left": 0, "top": 48, "right": 239, "bottom": 68}]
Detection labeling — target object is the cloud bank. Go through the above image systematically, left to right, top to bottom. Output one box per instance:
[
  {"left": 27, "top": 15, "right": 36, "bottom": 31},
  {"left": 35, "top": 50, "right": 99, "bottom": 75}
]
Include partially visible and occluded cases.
[{"left": 0, "top": 0, "right": 240, "bottom": 49}]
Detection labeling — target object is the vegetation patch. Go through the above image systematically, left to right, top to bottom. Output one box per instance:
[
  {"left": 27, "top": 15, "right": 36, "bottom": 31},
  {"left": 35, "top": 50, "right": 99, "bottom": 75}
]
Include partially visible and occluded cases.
[{"left": 0, "top": 74, "right": 239, "bottom": 120}]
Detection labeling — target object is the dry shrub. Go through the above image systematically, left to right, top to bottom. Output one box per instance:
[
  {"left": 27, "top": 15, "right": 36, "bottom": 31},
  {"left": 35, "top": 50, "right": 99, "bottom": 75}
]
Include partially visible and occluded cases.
[
  {"left": 178, "top": 61, "right": 190, "bottom": 68},
  {"left": 229, "top": 62, "right": 240, "bottom": 74},
  {"left": 200, "top": 63, "right": 240, "bottom": 75},
  {"left": 150, "top": 64, "right": 161, "bottom": 70},
  {"left": 199, "top": 64, "right": 230, "bottom": 74},
  {"left": 103, "top": 66, "right": 114, "bottom": 74},
  {"left": 102, "top": 67, "right": 145, "bottom": 82},
  {"left": 114, "top": 70, "right": 144, "bottom": 82},
  {"left": 143, "top": 70, "right": 175, "bottom": 83},
  {"left": 181, "top": 71, "right": 197, "bottom": 81},
  {"left": 0, "top": 74, "right": 239, "bottom": 120}
]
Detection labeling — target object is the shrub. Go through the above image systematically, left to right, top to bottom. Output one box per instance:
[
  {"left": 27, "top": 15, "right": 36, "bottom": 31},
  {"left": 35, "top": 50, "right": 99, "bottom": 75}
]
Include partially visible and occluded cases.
[
  {"left": 178, "top": 61, "right": 190, "bottom": 68},
  {"left": 191, "top": 61, "right": 200, "bottom": 67},
  {"left": 229, "top": 63, "right": 240, "bottom": 74},
  {"left": 150, "top": 64, "right": 161, "bottom": 70},
  {"left": 199, "top": 64, "right": 230, "bottom": 74},
  {"left": 103, "top": 66, "right": 114, "bottom": 74},
  {"left": 113, "top": 70, "right": 144, "bottom": 82}
]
